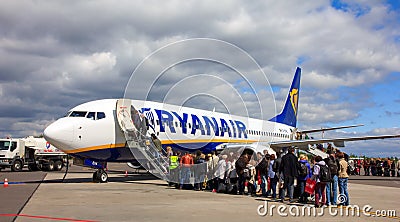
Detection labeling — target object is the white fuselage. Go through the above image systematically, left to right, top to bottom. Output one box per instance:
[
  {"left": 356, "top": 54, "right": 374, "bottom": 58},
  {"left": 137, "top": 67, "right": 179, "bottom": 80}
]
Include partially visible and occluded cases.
[{"left": 44, "top": 99, "right": 294, "bottom": 161}]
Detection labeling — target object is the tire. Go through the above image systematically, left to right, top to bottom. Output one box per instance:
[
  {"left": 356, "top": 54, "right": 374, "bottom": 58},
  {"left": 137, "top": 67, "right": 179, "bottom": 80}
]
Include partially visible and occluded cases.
[
  {"left": 11, "top": 160, "right": 23, "bottom": 172},
  {"left": 47, "top": 160, "right": 55, "bottom": 171},
  {"left": 54, "top": 160, "right": 63, "bottom": 171},
  {"left": 28, "top": 163, "right": 39, "bottom": 171},
  {"left": 98, "top": 169, "right": 108, "bottom": 183},
  {"left": 93, "top": 171, "right": 99, "bottom": 183}
]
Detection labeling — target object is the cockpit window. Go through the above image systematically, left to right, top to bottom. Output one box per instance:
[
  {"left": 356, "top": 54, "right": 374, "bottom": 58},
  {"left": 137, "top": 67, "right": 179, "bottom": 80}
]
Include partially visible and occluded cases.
[
  {"left": 64, "top": 111, "right": 72, "bottom": 117},
  {"left": 70, "top": 111, "right": 87, "bottom": 117},
  {"left": 87, "top": 112, "right": 96, "bottom": 120},
  {"left": 97, "top": 112, "right": 106, "bottom": 120}
]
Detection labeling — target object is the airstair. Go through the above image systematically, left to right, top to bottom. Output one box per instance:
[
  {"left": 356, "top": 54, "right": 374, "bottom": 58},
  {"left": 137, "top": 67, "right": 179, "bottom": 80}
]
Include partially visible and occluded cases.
[
  {"left": 116, "top": 99, "right": 169, "bottom": 181},
  {"left": 306, "top": 145, "right": 329, "bottom": 158}
]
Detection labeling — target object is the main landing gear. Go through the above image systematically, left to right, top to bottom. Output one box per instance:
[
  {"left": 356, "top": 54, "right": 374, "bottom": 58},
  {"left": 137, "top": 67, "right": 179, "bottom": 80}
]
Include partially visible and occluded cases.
[{"left": 93, "top": 169, "right": 108, "bottom": 183}]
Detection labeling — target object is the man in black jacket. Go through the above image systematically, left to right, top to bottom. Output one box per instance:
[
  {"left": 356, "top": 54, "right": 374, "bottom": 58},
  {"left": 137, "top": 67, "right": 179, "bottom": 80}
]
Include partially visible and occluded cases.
[{"left": 279, "top": 147, "right": 299, "bottom": 203}]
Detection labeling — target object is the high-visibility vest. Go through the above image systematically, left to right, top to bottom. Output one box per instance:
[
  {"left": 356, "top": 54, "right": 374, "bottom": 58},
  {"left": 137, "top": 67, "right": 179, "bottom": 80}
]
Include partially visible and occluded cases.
[{"left": 170, "top": 156, "right": 179, "bottom": 170}]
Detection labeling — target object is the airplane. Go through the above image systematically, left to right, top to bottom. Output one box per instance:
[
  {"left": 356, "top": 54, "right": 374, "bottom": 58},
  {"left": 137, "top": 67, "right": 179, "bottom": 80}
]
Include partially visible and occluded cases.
[{"left": 43, "top": 67, "right": 400, "bottom": 182}]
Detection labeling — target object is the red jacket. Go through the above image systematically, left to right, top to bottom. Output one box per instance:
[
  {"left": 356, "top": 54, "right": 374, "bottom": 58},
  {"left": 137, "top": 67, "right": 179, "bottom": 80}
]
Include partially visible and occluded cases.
[{"left": 180, "top": 154, "right": 194, "bottom": 167}]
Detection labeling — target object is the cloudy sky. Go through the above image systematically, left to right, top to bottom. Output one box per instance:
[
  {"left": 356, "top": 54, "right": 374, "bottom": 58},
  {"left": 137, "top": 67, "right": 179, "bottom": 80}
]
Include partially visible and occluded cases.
[{"left": 1, "top": 0, "right": 399, "bottom": 157}]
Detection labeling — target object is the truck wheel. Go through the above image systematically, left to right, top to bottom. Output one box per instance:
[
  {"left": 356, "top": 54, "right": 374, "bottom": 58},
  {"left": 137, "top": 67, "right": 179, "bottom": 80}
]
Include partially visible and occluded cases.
[
  {"left": 11, "top": 160, "right": 23, "bottom": 172},
  {"left": 47, "top": 160, "right": 55, "bottom": 171},
  {"left": 54, "top": 160, "right": 63, "bottom": 171},
  {"left": 28, "top": 163, "right": 39, "bottom": 171}
]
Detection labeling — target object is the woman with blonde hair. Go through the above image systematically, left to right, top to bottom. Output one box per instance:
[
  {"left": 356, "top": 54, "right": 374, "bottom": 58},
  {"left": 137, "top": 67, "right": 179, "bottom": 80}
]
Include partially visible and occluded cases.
[{"left": 297, "top": 154, "right": 312, "bottom": 203}]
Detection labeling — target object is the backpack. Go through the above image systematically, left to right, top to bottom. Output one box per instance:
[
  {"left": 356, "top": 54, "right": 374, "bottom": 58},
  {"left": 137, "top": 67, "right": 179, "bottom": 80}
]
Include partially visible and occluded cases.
[
  {"left": 235, "top": 157, "right": 246, "bottom": 172},
  {"left": 257, "top": 158, "right": 268, "bottom": 174},
  {"left": 272, "top": 158, "right": 280, "bottom": 173},
  {"left": 327, "top": 158, "right": 338, "bottom": 175},
  {"left": 298, "top": 162, "right": 309, "bottom": 177},
  {"left": 318, "top": 164, "right": 331, "bottom": 182},
  {"left": 243, "top": 167, "right": 251, "bottom": 179}
]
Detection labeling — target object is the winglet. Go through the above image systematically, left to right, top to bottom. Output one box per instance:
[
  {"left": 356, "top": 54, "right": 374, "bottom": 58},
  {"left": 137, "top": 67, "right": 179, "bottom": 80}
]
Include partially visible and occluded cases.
[{"left": 269, "top": 67, "right": 301, "bottom": 127}]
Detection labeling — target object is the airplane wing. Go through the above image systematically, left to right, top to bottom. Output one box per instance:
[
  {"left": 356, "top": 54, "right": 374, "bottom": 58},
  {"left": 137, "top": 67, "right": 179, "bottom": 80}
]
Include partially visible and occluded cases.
[
  {"left": 298, "top": 124, "right": 364, "bottom": 134},
  {"left": 269, "top": 134, "right": 400, "bottom": 150}
]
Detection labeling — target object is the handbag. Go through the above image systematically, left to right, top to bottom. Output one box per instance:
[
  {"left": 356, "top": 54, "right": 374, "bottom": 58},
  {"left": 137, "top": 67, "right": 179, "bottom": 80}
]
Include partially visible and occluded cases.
[{"left": 305, "top": 178, "right": 316, "bottom": 194}]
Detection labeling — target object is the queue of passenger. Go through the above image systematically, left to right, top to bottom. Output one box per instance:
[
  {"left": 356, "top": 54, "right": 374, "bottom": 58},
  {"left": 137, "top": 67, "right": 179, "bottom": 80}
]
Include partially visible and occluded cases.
[{"left": 161, "top": 146, "right": 353, "bottom": 208}]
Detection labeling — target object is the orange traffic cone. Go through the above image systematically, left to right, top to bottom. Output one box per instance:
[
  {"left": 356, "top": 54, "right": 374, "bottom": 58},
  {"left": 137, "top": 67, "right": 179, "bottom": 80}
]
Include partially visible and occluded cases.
[
  {"left": 125, "top": 170, "right": 128, "bottom": 177},
  {"left": 4, "top": 178, "right": 8, "bottom": 188}
]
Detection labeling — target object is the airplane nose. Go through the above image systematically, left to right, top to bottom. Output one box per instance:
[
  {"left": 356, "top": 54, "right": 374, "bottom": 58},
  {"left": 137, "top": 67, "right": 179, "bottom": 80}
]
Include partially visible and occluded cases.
[{"left": 44, "top": 118, "right": 74, "bottom": 151}]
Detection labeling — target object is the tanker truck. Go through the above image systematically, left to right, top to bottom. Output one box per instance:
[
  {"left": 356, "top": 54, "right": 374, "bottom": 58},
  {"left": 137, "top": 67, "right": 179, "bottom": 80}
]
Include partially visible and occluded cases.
[{"left": 0, "top": 136, "right": 66, "bottom": 171}]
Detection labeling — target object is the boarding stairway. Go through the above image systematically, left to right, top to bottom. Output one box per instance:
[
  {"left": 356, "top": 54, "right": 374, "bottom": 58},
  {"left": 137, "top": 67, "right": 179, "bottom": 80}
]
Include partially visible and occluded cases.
[
  {"left": 116, "top": 99, "right": 169, "bottom": 181},
  {"left": 306, "top": 145, "right": 329, "bottom": 158}
]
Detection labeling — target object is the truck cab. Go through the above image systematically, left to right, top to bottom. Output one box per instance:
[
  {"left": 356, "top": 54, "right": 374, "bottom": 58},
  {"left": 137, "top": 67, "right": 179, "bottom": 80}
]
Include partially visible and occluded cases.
[{"left": 0, "top": 138, "right": 25, "bottom": 171}]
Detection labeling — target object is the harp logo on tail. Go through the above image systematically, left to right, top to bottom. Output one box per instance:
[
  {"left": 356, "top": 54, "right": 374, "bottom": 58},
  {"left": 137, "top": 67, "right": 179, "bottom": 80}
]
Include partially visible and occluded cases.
[{"left": 290, "top": 88, "right": 298, "bottom": 115}]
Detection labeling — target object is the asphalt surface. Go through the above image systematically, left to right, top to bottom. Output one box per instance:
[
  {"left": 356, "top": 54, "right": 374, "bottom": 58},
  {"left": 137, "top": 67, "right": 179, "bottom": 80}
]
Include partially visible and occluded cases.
[
  {"left": 0, "top": 164, "right": 399, "bottom": 222},
  {"left": 0, "top": 170, "right": 46, "bottom": 222}
]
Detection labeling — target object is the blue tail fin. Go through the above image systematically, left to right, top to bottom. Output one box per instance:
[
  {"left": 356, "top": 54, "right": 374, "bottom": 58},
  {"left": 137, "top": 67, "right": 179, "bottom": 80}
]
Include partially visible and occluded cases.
[{"left": 269, "top": 67, "right": 301, "bottom": 127}]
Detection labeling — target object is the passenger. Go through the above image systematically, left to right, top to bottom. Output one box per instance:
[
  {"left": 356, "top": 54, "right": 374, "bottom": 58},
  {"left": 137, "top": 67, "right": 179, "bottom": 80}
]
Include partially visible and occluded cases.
[
  {"left": 131, "top": 108, "right": 141, "bottom": 132},
  {"left": 140, "top": 113, "right": 148, "bottom": 139},
  {"left": 151, "top": 134, "right": 162, "bottom": 160},
  {"left": 166, "top": 146, "right": 173, "bottom": 159},
  {"left": 279, "top": 147, "right": 298, "bottom": 203},
  {"left": 179, "top": 151, "right": 194, "bottom": 189},
  {"left": 210, "top": 151, "right": 219, "bottom": 192},
  {"left": 256, "top": 151, "right": 270, "bottom": 197},
  {"left": 273, "top": 151, "right": 283, "bottom": 200},
  {"left": 324, "top": 151, "right": 339, "bottom": 206},
  {"left": 337, "top": 152, "right": 350, "bottom": 206},
  {"left": 194, "top": 153, "right": 207, "bottom": 191},
  {"left": 205, "top": 154, "right": 213, "bottom": 190},
  {"left": 235, "top": 154, "right": 249, "bottom": 195},
  {"left": 267, "top": 154, "right": 278, "bottom": 199},
  {"left": 297, "top": 154, "right": 312, "bottom": 204},
  {"left": 215, "top": 155, "right": 228, "bottom": 193},
  {"left": 227, "top": 155, "right": 238, "bottom": 194},
  {"left": 311, "top": 155, "right": 328, "bottom": 207},
  {"left": 363, "top": 158, "right": 370, "bottom": 176},
  {"left": 370, "top": 158, "right": 376, "bottom": 176},
  {"left": 397, "top": 158, "right": 400, "bottom": 177},
  {"left": 390, "top": 159, "right": 396, "bottom": 177},
  {"left": 247, "top": 160, "right": 257, "bottom": 196}
]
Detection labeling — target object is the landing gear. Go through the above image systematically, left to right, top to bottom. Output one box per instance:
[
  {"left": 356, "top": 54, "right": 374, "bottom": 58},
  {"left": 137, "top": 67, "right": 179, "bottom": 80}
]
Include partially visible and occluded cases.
[{"left": 93, "top": 169, "right": 108, "bottom": 183}]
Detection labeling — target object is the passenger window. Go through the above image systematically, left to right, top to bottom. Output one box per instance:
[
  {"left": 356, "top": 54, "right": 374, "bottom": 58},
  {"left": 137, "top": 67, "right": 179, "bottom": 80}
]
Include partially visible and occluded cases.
[
  {"left": 70, "top": 111, "right": 87, "bottom": 117},
  {"left": 87, "top": 112, "right": 95, "bottom": 120},
  {"left": 97, "top": 112, "right": 106, "bottom": 120},
  {"left": 156, "top": 120, "right": 159, "bottom": 125}
]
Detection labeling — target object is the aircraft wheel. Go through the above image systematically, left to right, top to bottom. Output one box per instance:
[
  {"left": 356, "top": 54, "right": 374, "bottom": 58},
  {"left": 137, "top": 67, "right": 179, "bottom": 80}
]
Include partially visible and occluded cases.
[
  {"left": 98, "top": 169, "right": 108, "bottom": 183},
  {"left": 93, "top": 171, "right": 99, "bottom": 183}
]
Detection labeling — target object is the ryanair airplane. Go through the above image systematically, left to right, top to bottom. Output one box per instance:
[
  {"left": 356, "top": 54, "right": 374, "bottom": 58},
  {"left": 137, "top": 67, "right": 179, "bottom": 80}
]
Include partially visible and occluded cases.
[{"left": 43, "top": 67, "right": 400, "bottom": 182}]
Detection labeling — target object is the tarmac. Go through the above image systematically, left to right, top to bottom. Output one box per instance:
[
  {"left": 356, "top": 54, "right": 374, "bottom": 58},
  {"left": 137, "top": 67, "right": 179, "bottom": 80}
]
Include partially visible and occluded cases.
[{"left": 0, "top": 164, "right": 399, "bottom": 222}]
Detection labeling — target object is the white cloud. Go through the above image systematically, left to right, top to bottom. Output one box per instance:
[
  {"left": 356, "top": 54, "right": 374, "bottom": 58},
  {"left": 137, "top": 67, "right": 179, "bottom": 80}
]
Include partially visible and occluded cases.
[{"left": 0, "top": 0, "right": 399, "bottom": 155}]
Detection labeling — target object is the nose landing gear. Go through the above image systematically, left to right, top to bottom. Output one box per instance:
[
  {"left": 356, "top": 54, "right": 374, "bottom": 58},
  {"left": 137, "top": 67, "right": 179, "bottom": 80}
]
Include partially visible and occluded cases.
[{"left": 93, "top": 169, "right": 108, "bottom": 183}]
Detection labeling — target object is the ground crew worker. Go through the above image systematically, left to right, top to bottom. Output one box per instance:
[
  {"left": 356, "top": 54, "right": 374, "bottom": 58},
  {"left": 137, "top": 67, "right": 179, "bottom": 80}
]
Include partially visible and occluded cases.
[{"left": 169, "top": 153, "right": 179, "bottom": 187}]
